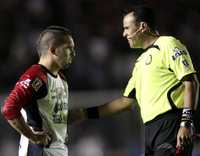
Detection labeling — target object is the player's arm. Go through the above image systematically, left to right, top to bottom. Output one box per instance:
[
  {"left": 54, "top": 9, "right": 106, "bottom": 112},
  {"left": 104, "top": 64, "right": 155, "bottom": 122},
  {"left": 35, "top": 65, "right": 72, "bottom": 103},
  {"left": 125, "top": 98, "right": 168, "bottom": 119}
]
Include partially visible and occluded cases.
[
  {"left": 1, "top": 75, "right": 51, "bottom": 145},
  {"left": 2, "top": 98, "right": 51, "bottom": 146},
  {"left": 7, "top": 116, "right": 51, "bottom": 145}
]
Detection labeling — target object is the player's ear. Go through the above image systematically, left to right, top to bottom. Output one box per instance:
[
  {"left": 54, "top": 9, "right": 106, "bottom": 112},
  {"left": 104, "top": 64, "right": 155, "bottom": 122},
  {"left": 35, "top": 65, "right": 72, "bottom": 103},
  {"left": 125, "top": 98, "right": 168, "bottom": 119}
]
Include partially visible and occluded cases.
[{"left": 49, "top": 46, "right": 56, "bottom": 55}]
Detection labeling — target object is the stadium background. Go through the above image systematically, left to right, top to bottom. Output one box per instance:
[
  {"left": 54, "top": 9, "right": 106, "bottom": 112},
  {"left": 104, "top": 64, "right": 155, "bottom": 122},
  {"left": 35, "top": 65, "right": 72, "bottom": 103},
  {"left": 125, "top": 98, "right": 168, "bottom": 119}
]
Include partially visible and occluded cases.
[{"left": 0, "top": 0, "right": 200, "bottom": 155}]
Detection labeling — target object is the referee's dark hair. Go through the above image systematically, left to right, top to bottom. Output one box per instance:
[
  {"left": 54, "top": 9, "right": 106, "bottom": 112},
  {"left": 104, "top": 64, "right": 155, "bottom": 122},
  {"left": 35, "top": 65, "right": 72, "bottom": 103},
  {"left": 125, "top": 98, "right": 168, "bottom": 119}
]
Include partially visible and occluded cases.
[
  {"left": 123, "top": 6, "right": 156, "bottom": 32},
  {"left": 36, "top": 25, "right": 72, "bottom": 57}
]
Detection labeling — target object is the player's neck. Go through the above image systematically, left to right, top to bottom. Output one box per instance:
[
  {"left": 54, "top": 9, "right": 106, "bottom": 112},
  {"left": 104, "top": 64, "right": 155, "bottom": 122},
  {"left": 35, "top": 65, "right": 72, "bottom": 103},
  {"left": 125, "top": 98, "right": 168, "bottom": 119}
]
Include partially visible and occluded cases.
[{"left": 38, "top": 57, "right": 59, "bottom": 76}]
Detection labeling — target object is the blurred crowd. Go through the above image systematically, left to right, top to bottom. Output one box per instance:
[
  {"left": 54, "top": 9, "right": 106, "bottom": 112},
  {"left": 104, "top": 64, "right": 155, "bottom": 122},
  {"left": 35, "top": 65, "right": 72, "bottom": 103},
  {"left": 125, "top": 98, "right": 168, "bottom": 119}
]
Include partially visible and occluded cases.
[
  {"left": 0, "top": 0, "right": 132, "bottom": 92},
  {"left": 1, "top": 0, "right": 200, "bottom": 155},
  {"left": 1, "top": 0, "right": 200, "bottom": 92}
]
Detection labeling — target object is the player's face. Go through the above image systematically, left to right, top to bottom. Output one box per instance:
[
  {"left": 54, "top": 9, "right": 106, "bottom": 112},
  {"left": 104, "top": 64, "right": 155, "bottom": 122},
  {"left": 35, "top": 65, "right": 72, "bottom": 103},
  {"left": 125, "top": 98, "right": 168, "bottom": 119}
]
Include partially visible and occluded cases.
[
  {"left": 123, "top": 12, "right": 142, "bottom": 48},
  {"left": 55, "top": 36, "right": 75, "bottom": 69}
]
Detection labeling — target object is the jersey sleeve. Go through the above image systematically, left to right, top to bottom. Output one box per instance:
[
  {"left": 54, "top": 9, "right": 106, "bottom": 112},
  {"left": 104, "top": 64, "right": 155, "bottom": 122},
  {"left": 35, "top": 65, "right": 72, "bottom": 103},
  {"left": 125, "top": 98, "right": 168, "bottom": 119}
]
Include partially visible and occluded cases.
[
  {"left": 162, "top": 37, "right": 196, "bottom": 80},
  {"left": 1, "top": 65, "right": 47, "bottom": 120}
]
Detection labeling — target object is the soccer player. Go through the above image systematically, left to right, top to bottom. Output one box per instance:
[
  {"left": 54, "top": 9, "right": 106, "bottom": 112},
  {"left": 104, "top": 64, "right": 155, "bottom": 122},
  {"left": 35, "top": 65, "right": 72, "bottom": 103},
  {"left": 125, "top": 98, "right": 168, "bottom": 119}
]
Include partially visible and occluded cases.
[
  {"left": 86, "top": 6, "right": 199, "bottom": 156},
  {"left": 1, "top": 26, "right": 76, "bottom": 156}
]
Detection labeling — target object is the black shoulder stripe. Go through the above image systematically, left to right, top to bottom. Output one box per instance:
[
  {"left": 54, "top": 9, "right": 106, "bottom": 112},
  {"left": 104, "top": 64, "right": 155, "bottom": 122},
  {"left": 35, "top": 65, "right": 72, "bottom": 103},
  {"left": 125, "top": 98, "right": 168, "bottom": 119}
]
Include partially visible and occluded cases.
[
  {"left": 143, "top": 45, "right": 160, "bottom": 52},
  {"left": 153, "top": 45, "right": 160, "bottom": 50},
  {"left": 168, "top": 68, "right": 173, "bottom": 72},
  {"left": 34, "top": 79, "right": 48, "bottom": 99},
  {"left": 167, "top": 82, "right": 182, "bottom": 110},
  {"left": 128, "top": 88, "right": 136, "bottom": 99}
]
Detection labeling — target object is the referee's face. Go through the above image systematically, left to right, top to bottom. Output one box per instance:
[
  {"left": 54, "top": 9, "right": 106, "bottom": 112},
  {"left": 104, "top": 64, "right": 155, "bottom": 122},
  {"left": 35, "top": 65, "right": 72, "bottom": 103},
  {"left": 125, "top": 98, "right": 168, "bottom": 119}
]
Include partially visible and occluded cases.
[{"left": 123, "top": 12, "right": 143, "bottom": 48}]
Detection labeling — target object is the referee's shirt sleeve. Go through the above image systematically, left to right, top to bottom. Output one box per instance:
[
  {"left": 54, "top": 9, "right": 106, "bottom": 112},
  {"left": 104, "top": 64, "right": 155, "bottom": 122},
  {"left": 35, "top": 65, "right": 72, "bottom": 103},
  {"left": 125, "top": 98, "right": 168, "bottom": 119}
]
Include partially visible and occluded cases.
[{"left": 163, "top": 37, "right": 196, "bottom": 80}]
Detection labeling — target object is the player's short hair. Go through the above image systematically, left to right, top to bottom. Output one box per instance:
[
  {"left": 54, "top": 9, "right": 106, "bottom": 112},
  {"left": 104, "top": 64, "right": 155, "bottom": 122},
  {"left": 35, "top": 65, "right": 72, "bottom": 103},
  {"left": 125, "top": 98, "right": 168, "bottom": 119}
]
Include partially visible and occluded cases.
[
  {"left": 123, "top": 6, "right": 156, "bottom": 31},
  {"left": 36, "top": 25, "right": 72, "bottom": 57}
]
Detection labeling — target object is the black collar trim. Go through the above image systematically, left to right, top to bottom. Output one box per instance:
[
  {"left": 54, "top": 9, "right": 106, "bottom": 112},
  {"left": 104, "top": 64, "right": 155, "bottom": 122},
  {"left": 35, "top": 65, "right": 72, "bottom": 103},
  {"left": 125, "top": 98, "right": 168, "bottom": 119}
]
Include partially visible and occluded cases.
[{"left": 38, "top": 64, "right": 58, "bottom": 78}]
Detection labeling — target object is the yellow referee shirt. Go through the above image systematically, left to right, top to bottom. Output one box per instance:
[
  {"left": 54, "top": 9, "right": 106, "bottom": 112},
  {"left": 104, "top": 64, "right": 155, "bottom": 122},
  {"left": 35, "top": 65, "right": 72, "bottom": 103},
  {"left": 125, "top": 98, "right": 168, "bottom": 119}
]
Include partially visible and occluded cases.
[{"left": 123, "top": 36, "right": 196, "bottom": 123}]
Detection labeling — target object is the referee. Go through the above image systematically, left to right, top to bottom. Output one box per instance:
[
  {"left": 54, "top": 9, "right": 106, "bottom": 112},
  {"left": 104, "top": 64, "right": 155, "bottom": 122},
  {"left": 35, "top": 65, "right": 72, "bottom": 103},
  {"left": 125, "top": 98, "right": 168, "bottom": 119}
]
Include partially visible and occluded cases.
[{"left": 86, "top": 6, "right": 199, "bottom": 156}]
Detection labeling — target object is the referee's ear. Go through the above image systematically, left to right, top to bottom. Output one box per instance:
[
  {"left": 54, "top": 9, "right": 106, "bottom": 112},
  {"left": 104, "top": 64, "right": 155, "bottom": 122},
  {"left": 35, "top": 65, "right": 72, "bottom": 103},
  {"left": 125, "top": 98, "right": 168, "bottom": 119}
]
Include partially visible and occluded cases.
[{"left": 140, "top": 22, "right": 150, "bottom": 33}]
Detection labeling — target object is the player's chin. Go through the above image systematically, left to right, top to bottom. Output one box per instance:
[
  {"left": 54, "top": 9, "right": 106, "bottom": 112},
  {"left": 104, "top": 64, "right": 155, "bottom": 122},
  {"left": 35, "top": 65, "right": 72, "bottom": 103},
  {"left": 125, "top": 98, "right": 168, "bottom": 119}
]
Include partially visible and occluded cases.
[
  {"left": 62, "top": 60, "right": 73, "bottom": 69},
  {"left": 62, "top": 64, "right": 70, "bottom": 69}
]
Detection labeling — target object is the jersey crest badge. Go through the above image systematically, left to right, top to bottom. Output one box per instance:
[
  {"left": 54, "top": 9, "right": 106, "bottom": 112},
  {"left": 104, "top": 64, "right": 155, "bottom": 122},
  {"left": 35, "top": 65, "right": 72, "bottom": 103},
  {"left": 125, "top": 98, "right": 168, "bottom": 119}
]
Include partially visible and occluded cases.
[
  {"left": 145, "top": 55, "right": 152, "bottom": 65},
  {"left": 31, "top": 78, "right": 42, "bottom": 92}
]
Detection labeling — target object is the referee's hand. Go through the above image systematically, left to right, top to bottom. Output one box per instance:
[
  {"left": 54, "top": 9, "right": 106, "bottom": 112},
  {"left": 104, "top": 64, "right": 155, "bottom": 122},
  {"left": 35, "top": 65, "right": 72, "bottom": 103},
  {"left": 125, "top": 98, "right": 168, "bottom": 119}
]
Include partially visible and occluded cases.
[
  {"left": 176, "top": 127, "right": 193, "bottom": 149},
  {"left": 30, "top": 130, "right": 52, "bottom": 146}
]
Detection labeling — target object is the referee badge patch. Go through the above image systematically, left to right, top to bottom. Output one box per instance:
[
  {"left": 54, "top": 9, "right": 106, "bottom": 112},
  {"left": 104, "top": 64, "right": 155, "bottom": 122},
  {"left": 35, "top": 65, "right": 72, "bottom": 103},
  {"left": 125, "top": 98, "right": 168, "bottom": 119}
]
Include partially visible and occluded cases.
[
  {"left": 172, "top": 47, "right": 187, "bottom": 60},
  {"left": 145, "top": 55, "right": 152, "bottom": 65},
  {"left": 182, "top": 59, "right": 190, "bottom": 68},
  {"left": 31, "top": 78, "right": 43, "bottom": 92}
]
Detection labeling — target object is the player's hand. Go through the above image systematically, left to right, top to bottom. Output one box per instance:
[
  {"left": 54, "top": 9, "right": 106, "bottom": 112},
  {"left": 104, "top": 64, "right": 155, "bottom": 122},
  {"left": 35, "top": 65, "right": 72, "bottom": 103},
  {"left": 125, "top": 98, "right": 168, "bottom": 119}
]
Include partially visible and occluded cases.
[
  {"left": 176, "top": 126, "right": 193, "bottom": 149},
  {"left": 30, "top": 130, "right": 52, "bottom": 146}
]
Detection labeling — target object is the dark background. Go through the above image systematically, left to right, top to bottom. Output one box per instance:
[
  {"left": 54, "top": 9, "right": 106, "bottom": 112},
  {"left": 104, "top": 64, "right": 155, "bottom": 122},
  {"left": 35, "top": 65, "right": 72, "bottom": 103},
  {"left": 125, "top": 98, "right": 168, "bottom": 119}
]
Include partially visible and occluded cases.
[{"left": 0, "top": 0, "right": 200, "bottom": 155}]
